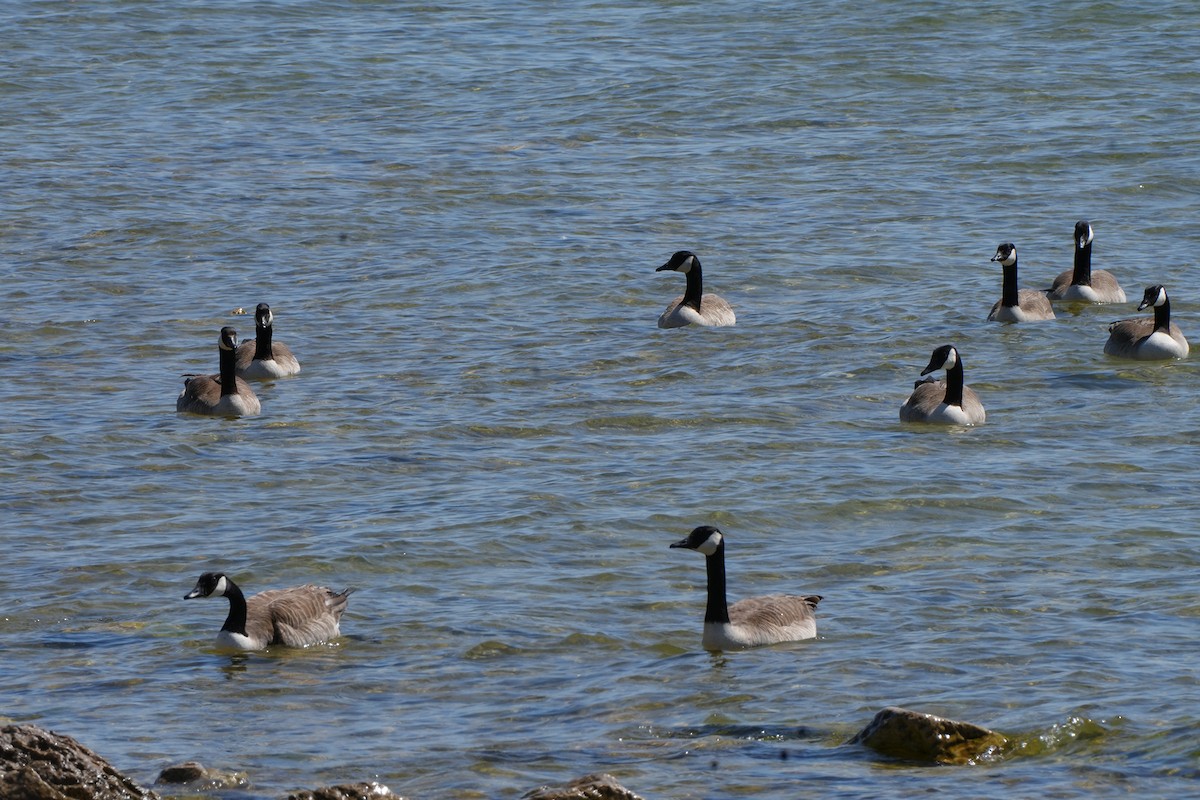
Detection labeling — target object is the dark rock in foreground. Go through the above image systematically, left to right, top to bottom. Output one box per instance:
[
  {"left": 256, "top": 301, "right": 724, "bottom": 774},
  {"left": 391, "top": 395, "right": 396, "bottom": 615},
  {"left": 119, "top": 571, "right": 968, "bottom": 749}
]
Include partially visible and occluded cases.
[
  {"left": 849, "top": 706, "right": 1008, "bottom": 765},
  {"left": 0, "top": 723, "right": 159, "bottom": 800},
  {"left": 1, "top": 724, "right": 637, "bottom": 800},
  {"left": 523, "top": 772, "right": 643, "bottom": 800},
  {"left": 286, "top": 781, "right": 399, "bottom": 800}
]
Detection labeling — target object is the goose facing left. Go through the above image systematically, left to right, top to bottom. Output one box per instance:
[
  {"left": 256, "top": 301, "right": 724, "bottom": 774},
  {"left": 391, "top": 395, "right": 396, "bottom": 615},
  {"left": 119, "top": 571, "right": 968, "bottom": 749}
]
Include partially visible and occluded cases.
[
  {"left": 987, "top": 243, "right": 1055, "bottom": 322},
  {"left": 655, "top": 250, "right": 737, "bottom": 328},
  {"left": 1103, "top": 284, "right": 1189, "bottom": 360},
  {"left": 235, "top": 302, "right": 301, "bottom": 379},
  {"left": 176, "top": 327, "right": 261, "bottom": 417},
  {"left": 899, "top": 344, "right": 986, "bottom": 425},
  {"left": 670, "top": 525, "right": 821, "bottom": 651},
  {"left": 184, "top": 571, "right": 353, "bottom": 651}
]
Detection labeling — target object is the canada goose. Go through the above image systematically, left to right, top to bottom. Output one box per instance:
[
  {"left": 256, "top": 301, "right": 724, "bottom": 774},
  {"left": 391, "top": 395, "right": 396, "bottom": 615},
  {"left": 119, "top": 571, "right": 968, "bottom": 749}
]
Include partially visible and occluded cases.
[
  {"left": 1048, "top": 220, "right": 1126, "bottom": 303},
  {"left": 987, "top": 243, "right": 1055, "bottom": 322},
  {"left": 655, "top": 251, "right": 736, "bottom": 328},
  {"left": 1103, "top": 285, "right": 1189, "bottom": 360},
  {"left": 235, "top": 303, "right": 301, "bottom": 379},
  {"left": 176, "top": 327, "right": 262, "bottom": 417},
  {"left": 899, "top": 344, "right": 986, "bottom": 425},
  {"left": 670, "top": 525, "right": 821, "bottom": 651},
  {"left": 184, "top": 572, "right": 353, "bottom": 650}
]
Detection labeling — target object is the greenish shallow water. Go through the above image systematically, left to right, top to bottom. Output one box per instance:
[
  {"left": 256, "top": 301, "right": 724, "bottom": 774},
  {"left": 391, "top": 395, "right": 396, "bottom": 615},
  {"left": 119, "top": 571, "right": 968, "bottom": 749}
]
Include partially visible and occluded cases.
[{"left": 2, "top": 2, "right": 1199, "bottom": 798}]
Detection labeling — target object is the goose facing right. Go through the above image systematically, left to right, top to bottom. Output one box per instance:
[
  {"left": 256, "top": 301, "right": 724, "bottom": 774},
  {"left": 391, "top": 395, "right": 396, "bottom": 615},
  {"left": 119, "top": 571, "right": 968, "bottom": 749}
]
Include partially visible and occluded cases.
[
  {"left": 1048, "top": 220, "right": 1126, "bottom": 303},
  {"left": 987, "top": 243, "right": 1055, "bottom": 322},
  {"left": 655, "top": 250, "right": 737, "bottom": 328},
  {"left": 1103, "top": 284, "right": 1189, "bottom": 360},
  {"left": 235, "top": 302, "right": 301, "bottom": 379},
  {"left": 176, "top": 327, "right": 262, "bottom": 417},
  {"left": 899, "top": 344, "right": 986, "bottom": 425},
  {"left": 670, "top": 525, "right": 821, "bottom": 651},
  {"left": 184, "top": 572, "right": 353, "bottom": 651}
]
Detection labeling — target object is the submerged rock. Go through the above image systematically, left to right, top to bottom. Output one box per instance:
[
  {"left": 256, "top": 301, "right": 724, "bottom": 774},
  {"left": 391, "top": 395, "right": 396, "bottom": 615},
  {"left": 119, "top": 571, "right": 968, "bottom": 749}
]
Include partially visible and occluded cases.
[
  {"left": 849, "top": 706, "right": 1008, "bottom": 765},
  {"left": 0, "top": 723, "right": 159, "bottom": 800},
  {"left": 155, "top": 760, "right": 245, "bottom": 789},
  {"left": 156, "top": 761, "right": 210, "bottom": 784},
  {"left": 523, "top": 773, "right": 644, "bottom": 800},
  {"left": 286, "top": 781, "right": 398, "bottom": 800}
]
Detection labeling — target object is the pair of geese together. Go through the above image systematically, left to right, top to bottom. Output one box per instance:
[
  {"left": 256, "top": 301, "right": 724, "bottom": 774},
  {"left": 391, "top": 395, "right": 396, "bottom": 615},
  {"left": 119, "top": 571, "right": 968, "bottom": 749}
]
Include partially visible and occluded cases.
[
  {"left": 903, "top": 221, "right": 1189, "bottom": 426},
  {"left": 176, "top": 303, "right": 301, "bottom": 416},
  {"left": 185, "top": 525, "right": 815, "bottom": 652}
]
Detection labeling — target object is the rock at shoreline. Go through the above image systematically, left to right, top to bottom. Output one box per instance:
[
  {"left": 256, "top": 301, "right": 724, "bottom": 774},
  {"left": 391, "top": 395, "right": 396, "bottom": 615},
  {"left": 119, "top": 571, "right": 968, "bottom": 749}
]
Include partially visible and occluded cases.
[
  {"left": 849, "top": 706, "right": 1008, "bottom": 765},
  {"left": 0, "top": 724, "right": 159, "bottom": 800},
  {"left": 523, "top": 773, "right": 644, "bottom": 800},
  {"left": 286, "top": 781, "right": 398, "bottom": 800}
]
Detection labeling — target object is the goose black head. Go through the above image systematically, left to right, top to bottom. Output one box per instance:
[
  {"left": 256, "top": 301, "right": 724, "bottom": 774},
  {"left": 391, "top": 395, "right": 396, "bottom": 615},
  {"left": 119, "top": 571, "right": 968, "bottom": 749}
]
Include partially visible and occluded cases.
[
  {"left": 1075, "top": 220, "right": 1094, "bottom": 249},
  {"left": 991, "top": 243, "right": 1016, "bottom": 266},
  {"left": 656, "top": 250, "right": 699, "bottom": 274},
  {"left": 1138, "top": 284, "right": 1168, "bottom": 311},
  {"left": 254, "top": 303, "right": 274, "bottom": 329},
  {"left": 921, "top": 344, "right": 959, "bottom": 376},
  {"left": 670, "top": 525, "right": 724, "bottom": 556},
  {"left": 185, "top": 572, "right": 230, "bottom": 600}
]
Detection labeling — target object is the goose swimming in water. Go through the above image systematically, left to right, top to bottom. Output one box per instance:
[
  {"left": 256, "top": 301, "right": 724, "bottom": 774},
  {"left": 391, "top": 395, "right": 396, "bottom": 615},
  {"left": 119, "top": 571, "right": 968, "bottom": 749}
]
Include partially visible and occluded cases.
[
  {"left": 1048, "top": 220, "right": 1126, "bottom": 303},
  {"left": 987, "top": 243, "right": 1055, "bottom": 322},
  {"left": 655, "top": 250, "right": 737, "bottom": 328},
  {"left": 1103, "top": 284, "right": 1189, "bottom": 360},
  {"left": 235, "top": 303, "right": 301, "bottom": 379},
  {"left": 176, "top": 327, "right": 262, "bottom": 417},
  {"left": 899, "top": 344, "right": 986, "bottom": 425},
  {"left": 670, "top": 525, "right": 821, "bottom": 651},
  {"left": 184, "top": 572, "right": 353, "bottom": 651}
]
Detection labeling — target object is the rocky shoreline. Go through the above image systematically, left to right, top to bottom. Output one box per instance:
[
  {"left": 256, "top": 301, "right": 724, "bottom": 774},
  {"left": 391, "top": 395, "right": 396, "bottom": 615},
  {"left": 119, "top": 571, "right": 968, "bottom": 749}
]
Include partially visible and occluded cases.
[{"left": 1, "top": 708, "right": 1007, "bottom": 799}]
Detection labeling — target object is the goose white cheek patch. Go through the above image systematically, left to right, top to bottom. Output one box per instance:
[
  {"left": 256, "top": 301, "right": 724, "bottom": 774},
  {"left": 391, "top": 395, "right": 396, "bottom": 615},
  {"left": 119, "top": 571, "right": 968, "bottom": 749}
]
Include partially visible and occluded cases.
[{"left": 696, "top": 533, "right": 722, "bottom": 556}]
